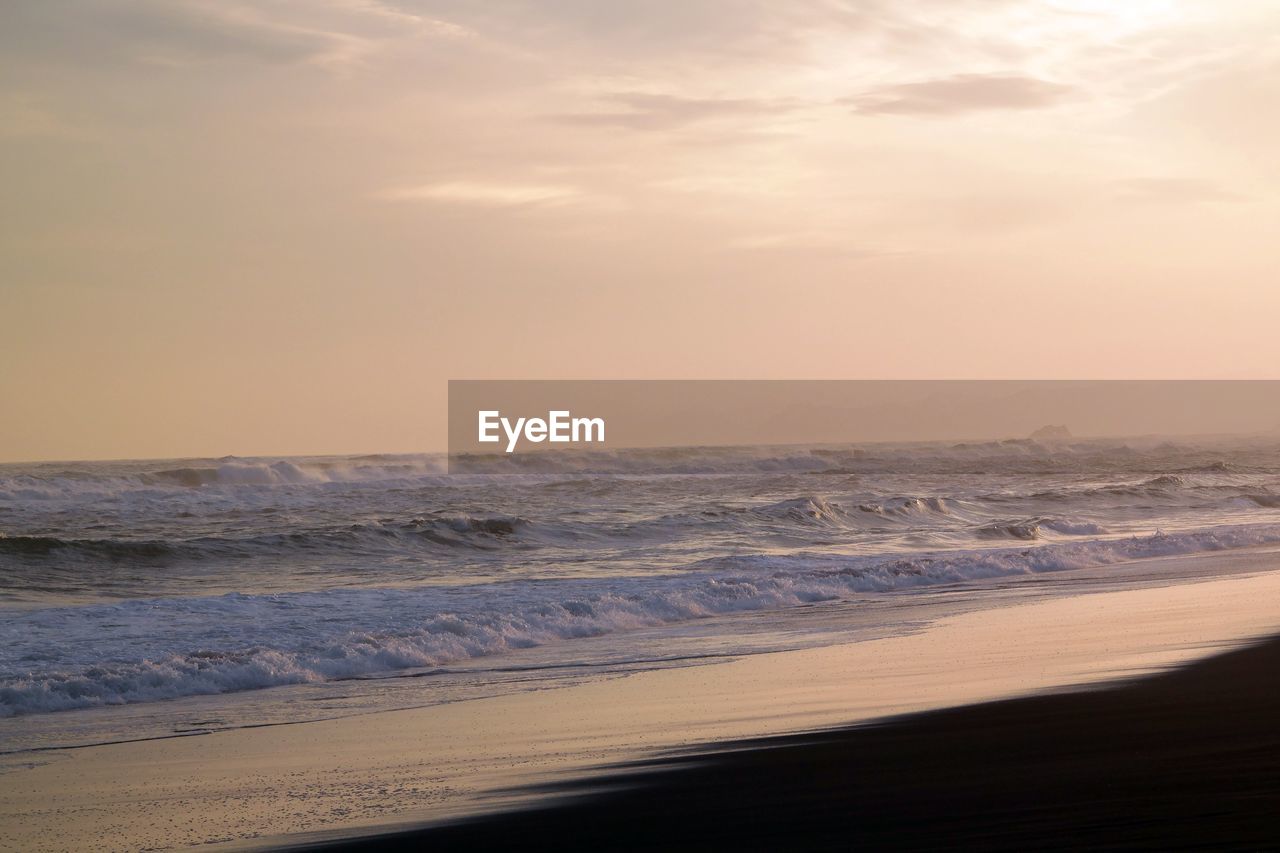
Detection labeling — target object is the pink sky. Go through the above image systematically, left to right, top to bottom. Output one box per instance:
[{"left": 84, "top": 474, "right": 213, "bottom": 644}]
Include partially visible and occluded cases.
[{"left": 2, "top": 1, "right": 1279, "bottom": 460}]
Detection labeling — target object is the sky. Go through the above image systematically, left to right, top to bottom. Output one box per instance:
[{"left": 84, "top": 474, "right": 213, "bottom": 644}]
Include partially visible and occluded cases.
[{"left": 2, "top": 1, "right": 1279, "bottom": 461}]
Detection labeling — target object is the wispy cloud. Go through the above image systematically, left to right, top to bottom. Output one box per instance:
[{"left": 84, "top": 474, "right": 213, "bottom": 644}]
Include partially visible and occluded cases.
[
  {"left": 0, "top": 0, "right": 424, "bottom": 70},
  {"left": 323, "top": 0, "right": 474, "bottom": 40},
  {"left": 847, "top": 74, "right": 1072, "bottom": 116},
  {"left": 554, "top": 92, "right": 798, "bottom": 131},
  {"left": 375, "top": 181, "right": 584, "bottom": 206},
  {"left": 725, "top": 231, "right": 888, "bottom": 259}
]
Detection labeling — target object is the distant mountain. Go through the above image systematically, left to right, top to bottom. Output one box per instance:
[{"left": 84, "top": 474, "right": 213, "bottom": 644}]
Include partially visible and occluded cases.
[{"left": 1030, "top": 424, "right": 1072, "bottom": 441}]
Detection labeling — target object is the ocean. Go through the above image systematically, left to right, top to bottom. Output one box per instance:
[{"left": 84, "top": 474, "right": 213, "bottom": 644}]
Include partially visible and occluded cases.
[{"left": 3, "top": 436, "right": 1280, "bottom": 755}]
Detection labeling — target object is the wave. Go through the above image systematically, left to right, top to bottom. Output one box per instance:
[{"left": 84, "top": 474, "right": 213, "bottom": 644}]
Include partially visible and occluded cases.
[
  {"left": 0, "top": 437, "right": 1200, "bottom": 496},
  {"left": 3, "top": 439, "right": 1277, "bottom": 505},
  {"left": 448, "top": 441, "right": 1116, "bottom": 476},
  {"left": 0, "top": 455, "right": 450, "bottom": 500},
  {"left": 142, "top": 458, "right": 452, "bottom": 487},
  {"left": 1172, "top": 461, "right": 1237, "bottom": 474},
  {"left": 4, "top": 468, "right": 1273, "bottom": 567},
  {"left": 1030, "top": 477, "right": 1207, "bottom": 501},
  {"left": 694, "top": 495, "right": 954, "bottom": 530},
  {"left": 753, "top": 496, "right": 850, "bottom": 525},
  {"left": 854, "top": 496, "right": 951, "bottom": 518},
  {"left": 0, "top": 498, "right": 953, "bottom": 564},
  {"left": 0, "top": 515, "right": 535, "bottom": 562},
  {"left": 407, "top": 515, "right": 530, "bottom": 547},
  {"left": 976, "top": 517, "right": 1106, "bottom": 541},
  {"left": 1040, "top": 518, "right": 1107, "bottom": 535},
  {"left": 976, "top": 521, "right": 1040, "bottom": 540},
  {"left": 5, "top": 522, "right": 1280, "bottom": 717},
  {"left": 0, "top": 535, "right": 176, "bottom": 560}
]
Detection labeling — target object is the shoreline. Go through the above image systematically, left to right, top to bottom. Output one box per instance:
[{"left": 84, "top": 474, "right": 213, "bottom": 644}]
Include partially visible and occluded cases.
[
  {"left": 2, "top": 548, "right": 1280, "bottom": 850},
  {"left": 304, "top": 631, "right": 1280, "bottom": 851}
]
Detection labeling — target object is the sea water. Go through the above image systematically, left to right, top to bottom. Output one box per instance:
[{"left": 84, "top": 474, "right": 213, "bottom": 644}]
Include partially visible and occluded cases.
[{"left": 3, "top": 436, "right": 1280, "bottom": 753}]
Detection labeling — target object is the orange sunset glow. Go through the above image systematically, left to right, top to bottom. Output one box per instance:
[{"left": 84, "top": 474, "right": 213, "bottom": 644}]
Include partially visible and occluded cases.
[{"left": 3, "top": 1, "right": 1279, "bottom": 460}]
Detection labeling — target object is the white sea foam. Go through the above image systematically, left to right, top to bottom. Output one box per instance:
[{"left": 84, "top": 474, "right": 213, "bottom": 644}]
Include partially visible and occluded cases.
[
  {"left": 3, "top": 440, "right": 1278, "bottom": 724},
  {"left": 5, "top": 523, "right": 1280, "bottom": 717}
]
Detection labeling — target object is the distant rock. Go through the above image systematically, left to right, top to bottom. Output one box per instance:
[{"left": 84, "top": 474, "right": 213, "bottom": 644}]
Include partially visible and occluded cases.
[{"left": 1030, "top": 424, "right": 1072, "bottom": 441}]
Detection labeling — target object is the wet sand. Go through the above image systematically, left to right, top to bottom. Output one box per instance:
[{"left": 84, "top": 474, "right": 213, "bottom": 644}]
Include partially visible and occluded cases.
[
  {"left": 2, "top": 549, "right": 1280, "bottom": 851},
  {"left": 310, "top": 632, "right": 1280, "bottom": 851}
]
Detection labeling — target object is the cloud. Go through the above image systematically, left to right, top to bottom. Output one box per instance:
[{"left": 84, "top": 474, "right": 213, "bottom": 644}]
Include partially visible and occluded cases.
[
  {"left": 0, "top": 0, "right": 380, "bottom": 69},
  {"left": 325, "top": 0, "right": 471, "bottom": 37},
  {"left": 412, "top": 1, "right": 875, "bottom": 61},
  {"left": 847, "top": 73, "right": 1072, "bottom": 116},
  {"left": 553, "top": 92, "right": 797, "bottom": 131},
  {"left": 1114, "top": 178, "right": 1247, "bottom": 205},
  {"left": 374, "top": 181, "right": 583, "bottom": 206},
  {"left": 724, "top": 231, "right": 888, "bottom": 259}
]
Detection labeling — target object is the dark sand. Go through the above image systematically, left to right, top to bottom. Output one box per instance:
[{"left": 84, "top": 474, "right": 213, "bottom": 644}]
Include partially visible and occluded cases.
[{"left": 295, "top": 633, "right": 1280, "bottom": 851}]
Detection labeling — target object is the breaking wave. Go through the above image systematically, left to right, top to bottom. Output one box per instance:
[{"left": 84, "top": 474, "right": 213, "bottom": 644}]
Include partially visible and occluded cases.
[
  {"left": 854, "top": 496, "right": 951, "bottom": 518},
  {"left": 976, "top": 517, "right": 1107, "bottom": 540},
  {"left": 5, "top": 523, "right": 1280, "bottom": 717}
]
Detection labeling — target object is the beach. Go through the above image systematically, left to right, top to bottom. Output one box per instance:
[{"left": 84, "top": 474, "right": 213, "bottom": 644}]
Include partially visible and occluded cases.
[
  {"left": 8, "top": 0, "right": 1280, "bottom": 843},
  {"left": 3, "top": 545, "right": 1279, "bottom": 851},
  {"left": 328, "top": 622, "right": 1280, "bottom": 852}
]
